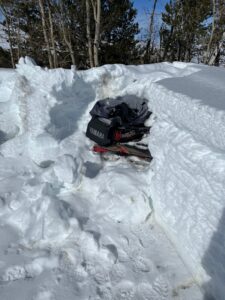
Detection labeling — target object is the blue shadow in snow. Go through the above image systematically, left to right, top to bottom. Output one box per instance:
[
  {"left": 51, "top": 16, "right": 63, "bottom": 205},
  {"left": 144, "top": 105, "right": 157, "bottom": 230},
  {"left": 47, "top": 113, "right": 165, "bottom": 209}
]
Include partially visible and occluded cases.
[
  {"left": 46, "top": 75, "right": 95, "bottom": 142},
  {"left": 202, "top": 209, "right": 225, "bottom": 300}
]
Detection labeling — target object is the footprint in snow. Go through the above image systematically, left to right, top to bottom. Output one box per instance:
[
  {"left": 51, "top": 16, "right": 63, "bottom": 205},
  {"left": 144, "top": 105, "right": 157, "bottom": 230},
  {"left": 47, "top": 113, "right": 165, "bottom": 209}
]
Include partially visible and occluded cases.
[
  {"left": 125, "top": 244, "right": 142, "bottom": 260},
  {"left": 117, "top": 249, "right": 130, "bottom": 263},
  {"left": 58, "top": 250, "right": 77, "bottom": 274},
  {"left": 132, "top": 256, "right": 153, "bottom": 273},
  {"left": 82, "top": 259, "right": 96, "bottom": 276},
  {"left": 110, "top": 263, "right": 126, "bottom": 284},
  {"left": 73, "top": 265, "right": 88, "bottom": 283},
  {"left": 94, "top": 266, "right": 110, "bottom": 285},
  {"left": 152, "top": 275, "right": 170, "bottom": 299},
  {"left": 137, "top": 276, "right": 170, "bottom": 300},
  {"left": 113, "top": 280, "right": 136, "bottom": 300},
  {"left": 137, "top": 283, "right": 159, "bottom": 300},
  {"left": 96, "top": 286, "right": 112, "bottom": 300}
]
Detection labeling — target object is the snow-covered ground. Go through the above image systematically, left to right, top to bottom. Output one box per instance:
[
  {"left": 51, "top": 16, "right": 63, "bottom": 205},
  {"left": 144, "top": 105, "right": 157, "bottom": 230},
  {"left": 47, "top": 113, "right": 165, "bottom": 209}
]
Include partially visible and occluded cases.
[{"left": 0, "top": 57, "right": 224, "bottom": 300}]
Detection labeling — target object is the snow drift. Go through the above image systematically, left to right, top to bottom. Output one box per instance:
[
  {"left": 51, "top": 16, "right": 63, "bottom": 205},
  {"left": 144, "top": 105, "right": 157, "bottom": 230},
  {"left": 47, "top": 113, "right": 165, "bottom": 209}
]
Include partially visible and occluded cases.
[{"left": 0, "top": 57, "right": 224, "bottom": 300}]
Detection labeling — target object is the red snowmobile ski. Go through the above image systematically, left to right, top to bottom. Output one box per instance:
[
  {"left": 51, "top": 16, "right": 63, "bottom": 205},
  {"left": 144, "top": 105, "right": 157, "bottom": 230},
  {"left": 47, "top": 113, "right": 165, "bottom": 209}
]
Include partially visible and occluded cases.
[{"left": 93, "top": 143, "right": 152, "bottom": 161}]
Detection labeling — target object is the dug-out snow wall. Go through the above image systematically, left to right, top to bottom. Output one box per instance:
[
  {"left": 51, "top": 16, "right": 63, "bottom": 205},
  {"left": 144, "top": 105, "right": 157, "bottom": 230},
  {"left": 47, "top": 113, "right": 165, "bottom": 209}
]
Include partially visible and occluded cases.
[
  {"left": 98, "top": 63, "right": 225, "bottom": 300},
  {"left": 146, "top": 67, "right": 225, "bottom": 300}
]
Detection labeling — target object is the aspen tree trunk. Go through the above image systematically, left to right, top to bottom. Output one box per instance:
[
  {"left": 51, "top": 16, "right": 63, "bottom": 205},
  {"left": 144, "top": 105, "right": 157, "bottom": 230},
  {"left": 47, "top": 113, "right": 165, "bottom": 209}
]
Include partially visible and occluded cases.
[
  {"left": 38, "top": 0, "right": 53, "bottom": 68},
  {"left": 47, "top": 0, "right": 58, "bottom": 68},
  {"left": 86, "top": 0, "right": 94, "bottom": 68},
  {"left": 93, "top": 0, "right": 101, "bottom": 67},
  {"left": 204, "top": 0, "right": 216, "bottom": 63},
  {"left": 206, "top": 0, "right": 225, "bottom": 65},
  {"left": 59, "top": 1, "right": 76, "bottom": 66},
  {"left": 0, "top": 5, "right": 15, "bottom": 68},
  {"left": 7, "top": 14, "right": 15, "bottom": 68},
  {"left": 16, "top": 19, "right": 21, "bottom": 61},
  {"left": 62, "top": 27, "right": 76, "bottom": 66},
  {"left": 208, "top": 31, "right": 225, "bottom": 65}
]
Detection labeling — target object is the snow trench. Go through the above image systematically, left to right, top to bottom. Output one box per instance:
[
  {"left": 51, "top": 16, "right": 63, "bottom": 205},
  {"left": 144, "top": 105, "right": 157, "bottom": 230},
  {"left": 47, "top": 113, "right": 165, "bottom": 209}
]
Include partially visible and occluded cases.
[
  {"left": 0, "top": 57, "right": 224, "bottom": 299},
  {"left": 86, "top": 62, "right": 225, "bottom": 300}
]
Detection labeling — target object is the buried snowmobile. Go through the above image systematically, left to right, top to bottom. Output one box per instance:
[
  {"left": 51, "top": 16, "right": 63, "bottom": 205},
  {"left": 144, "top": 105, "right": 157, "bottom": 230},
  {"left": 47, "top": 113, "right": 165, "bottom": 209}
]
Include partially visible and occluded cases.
[{"left": 86, "top": 95, "right": 152, "bottom": 161}]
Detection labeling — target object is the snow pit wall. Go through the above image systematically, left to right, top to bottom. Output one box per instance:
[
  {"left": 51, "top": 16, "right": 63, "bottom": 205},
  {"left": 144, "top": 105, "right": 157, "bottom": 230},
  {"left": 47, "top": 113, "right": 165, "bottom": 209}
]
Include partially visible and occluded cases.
[
  {"left": 91, "top": 62, "right": 225, "bottom": 300},
  {"left": 145, "top": 77, "right": 225, "bottom": 299}
]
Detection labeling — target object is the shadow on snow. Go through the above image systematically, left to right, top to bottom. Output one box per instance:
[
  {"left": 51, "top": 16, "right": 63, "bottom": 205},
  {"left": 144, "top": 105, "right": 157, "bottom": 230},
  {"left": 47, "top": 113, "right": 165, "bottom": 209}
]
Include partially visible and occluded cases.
[
  {"left": 45, "top": 75, "right": 96, "bottom": 142},
  {"left": 202, "top": 209, "right": 225, "bottom": 300}
]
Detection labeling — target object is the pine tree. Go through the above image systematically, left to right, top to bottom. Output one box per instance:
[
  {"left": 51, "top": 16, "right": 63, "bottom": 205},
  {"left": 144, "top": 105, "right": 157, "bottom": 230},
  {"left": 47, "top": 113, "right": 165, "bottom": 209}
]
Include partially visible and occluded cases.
[
  {"left": 0, "top": 0, "right": 139, "bottom": 68},
  {"left": 0, "top": 0, "right": 48, "bottom": 67},
  {"left": 100, "top": 0, "right": 139, "bottom": 65},
  {"left": 160, "top": 0, "right": 211, "bottom": 62}
]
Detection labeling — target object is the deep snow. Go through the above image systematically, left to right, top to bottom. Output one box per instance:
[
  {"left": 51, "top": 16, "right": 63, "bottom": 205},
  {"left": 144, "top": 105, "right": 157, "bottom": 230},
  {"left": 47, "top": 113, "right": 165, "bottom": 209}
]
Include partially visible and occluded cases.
[{"left": 0, "top": 57, "right": 224, "bottom": 300}]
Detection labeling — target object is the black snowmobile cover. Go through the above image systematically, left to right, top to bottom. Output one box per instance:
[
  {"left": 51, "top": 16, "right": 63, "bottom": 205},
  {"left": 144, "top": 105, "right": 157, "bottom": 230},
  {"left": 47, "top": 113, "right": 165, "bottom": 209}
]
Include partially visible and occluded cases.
[
  {"left": 86, "top": 95, "right": 151, "bottom": 146},
  {"left": 89, "top": 95, "right": 150, "bottom": 126}
]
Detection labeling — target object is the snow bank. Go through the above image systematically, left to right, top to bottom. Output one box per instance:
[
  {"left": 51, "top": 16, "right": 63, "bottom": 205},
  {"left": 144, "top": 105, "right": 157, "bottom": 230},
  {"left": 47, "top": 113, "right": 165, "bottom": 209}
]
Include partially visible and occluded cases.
[
  {"left": 0, "top": 57, "right": 224, "bottom": 299},
  {"left": 83, "top": 62, "right": 225, "bottom": 299},
  {"left": 97, "top": 62, "right": 225, "bottom": 299},
  {"left": 146, "top": 67, "right": 225, "bottom": 300}
]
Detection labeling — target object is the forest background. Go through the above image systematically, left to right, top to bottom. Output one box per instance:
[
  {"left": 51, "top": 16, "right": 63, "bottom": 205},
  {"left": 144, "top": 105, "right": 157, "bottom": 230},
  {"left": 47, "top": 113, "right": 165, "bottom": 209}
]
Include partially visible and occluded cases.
[{"left": 0, "top": 0, "right": 224, "bottom": 69}]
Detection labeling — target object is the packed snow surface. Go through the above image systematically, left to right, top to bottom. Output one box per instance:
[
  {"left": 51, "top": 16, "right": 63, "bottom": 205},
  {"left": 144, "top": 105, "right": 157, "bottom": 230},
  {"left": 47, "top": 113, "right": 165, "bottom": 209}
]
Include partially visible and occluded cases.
[{"left": 0, "top": 57, "right": 225, "bottom": 300}]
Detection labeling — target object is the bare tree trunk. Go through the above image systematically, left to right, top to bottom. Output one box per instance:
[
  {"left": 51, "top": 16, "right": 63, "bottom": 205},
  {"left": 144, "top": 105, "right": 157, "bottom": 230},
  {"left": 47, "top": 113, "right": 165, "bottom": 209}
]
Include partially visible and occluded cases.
[
  {"left": 38, "top": 0, "right": 53, "bottom": 68},
  {"left": 47, "top": 0, "right": 58, "bottom": 68},
  {"left": 86, "top": 0, "right": 94, "bottom": 68},
  {"left": 93, "top": 0, "right": 101, "bottom": 67},
  {"left": 145, "top": 0, "right": 158, "bottom": 62},
  {"left": 204, "top": 0, "right": 216, "bottom": 63},
  {"left": 58, "top": 1, "right": 76, "bottom": 66},
  {"left": 0, "top": 4, "right": 15, "bottom": 68},
  {"left": 7, "top": 14, "right": 15, "bottom": 68},
  {"left": 16, "top": 19, "right": 21, "bottom": 61},
  {"left": 62, "top": 27, "right": 76, "bottom": 66},
  {"left": 208, "top": 31, "right": 225, "bottom": 65}
]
